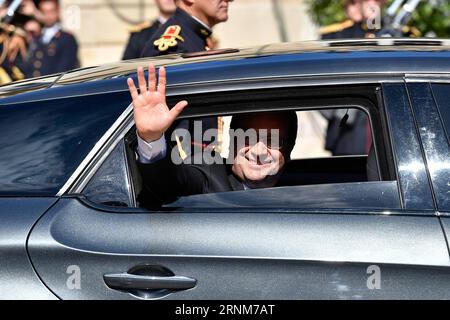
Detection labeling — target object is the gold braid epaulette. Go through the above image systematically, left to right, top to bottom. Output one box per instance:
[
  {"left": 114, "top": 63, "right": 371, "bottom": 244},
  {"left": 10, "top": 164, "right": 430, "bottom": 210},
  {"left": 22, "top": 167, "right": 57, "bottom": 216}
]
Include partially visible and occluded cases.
[
  {"left": 319, "top": 20, "right": 355, "bottom": 35},
  {"left": 128, "top": 21, "right": 152, "bottom": 33},
  {"left": 0, "top": 23, "right": 26, "bottom": 38}
]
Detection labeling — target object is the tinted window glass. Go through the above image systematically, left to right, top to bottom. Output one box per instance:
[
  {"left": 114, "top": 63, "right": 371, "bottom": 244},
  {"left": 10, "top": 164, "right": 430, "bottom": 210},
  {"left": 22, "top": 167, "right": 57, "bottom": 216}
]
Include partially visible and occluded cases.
[
  {"left": 433, "top": 84, "right": 450, "bottom": 145},
  {"left": 0, "top": 91, "right": 130, "bottom": 196},
  {"left": 83, "top": 141, "right": 133, "bottom": 207}
]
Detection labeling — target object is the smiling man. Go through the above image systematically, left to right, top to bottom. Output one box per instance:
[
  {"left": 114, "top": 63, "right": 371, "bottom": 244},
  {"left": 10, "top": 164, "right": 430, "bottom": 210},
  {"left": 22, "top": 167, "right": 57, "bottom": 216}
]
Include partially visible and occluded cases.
[{"left": 128, "top": 64, "right": 298, "bottom": 207}]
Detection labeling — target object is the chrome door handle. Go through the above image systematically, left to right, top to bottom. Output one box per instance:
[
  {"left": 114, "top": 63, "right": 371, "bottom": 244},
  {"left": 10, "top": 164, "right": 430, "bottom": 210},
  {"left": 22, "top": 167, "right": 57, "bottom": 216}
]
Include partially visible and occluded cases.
[{"left": 104, "top": 273, "right": 197, "bottom": 291}]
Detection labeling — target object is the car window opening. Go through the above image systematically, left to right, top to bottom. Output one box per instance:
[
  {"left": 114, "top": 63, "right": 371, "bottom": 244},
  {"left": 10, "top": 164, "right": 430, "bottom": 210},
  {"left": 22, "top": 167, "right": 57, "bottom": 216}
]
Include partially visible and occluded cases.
[{"left": 81, "top": 99, "right": 397, "bottom": 211}]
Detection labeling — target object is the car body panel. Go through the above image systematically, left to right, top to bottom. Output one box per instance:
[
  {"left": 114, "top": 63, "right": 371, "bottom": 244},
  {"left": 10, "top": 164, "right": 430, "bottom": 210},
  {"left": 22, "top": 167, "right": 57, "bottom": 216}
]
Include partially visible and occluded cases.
[
  {"left": 28, "top": 79, "right": 448, "bottom": 300},
  {"left": 0, "top": 198, "right": 58, "bottom": 299},
  {"left": 28, "top": 198, "right": 450, "bottom": 299}
]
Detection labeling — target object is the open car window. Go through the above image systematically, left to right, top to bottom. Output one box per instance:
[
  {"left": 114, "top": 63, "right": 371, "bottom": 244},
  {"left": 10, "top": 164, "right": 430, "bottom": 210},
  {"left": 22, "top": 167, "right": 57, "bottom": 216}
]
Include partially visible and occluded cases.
[{"left": 80, "top": 84, "right": 399, "bottom": 211}]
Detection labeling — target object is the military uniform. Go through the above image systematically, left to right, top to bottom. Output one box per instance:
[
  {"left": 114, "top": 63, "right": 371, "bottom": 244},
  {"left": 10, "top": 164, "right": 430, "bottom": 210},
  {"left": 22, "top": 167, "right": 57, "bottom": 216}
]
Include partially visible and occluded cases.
[
  {"left": 141, "top": 7, "right": 217, "bottom": 158},
  {"left": 141, "top": 8, "right": 212, "bottom": 57},
  {"left": 122, "top": 19, "right": 162, "bottom": 60},
  {"left": 320, "top": 19, "right": 421, "bottom": 40},
  {"left": 320, "top": 20, "right": 365, "bottom": 39},
  {"left": 0, "top": 21, "right": 28, "bottom": 84},
  {"left": 25, "top": 28, "right": 79, "bottom": 78},
  {"left": 0, "top": 35, "right": 26, "bottom": 84},
  {"left": 0, "top": 55, "right": 25, "bottom": 84}
]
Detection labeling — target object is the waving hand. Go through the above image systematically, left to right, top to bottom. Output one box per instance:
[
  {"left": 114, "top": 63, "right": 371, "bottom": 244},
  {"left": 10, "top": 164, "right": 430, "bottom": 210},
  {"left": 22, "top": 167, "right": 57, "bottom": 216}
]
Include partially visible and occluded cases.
[{"left": 127, "top": 64, "right": 188, "bottom": 142}]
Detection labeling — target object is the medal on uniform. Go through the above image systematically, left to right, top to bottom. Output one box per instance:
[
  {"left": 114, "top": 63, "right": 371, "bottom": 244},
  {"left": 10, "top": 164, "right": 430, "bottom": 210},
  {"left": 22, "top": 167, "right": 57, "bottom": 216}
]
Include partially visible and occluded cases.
[{"left": 154, "top": 25, "right": 184, "bottom": 52}]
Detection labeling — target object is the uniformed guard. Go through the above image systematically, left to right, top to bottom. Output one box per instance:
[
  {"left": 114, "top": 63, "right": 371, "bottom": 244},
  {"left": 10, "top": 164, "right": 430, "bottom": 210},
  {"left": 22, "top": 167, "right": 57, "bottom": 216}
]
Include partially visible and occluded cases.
[
  {"left": 0, "top": 0, "right": 32, "bottom": 84},
  {"left": 24, "top": 0, "right": 78, "bottom": 78},
  {"left": 122, "top": 0, "right": 176, "bottom": 60},
  {"left": 140, "top": 0, "right": 232, "bottom": 158},
  {"left": 320, "top": 0, "right": 420, "bottom": 39},
  {"left": 141, "top": 8, "right": 209, "bottom": 57},
  {"left": 320, "top": 15, "right": 420, "bottom": 39},
  {"left": 320, "top": 19, "right": 366, "bottom": 39},
  {"left": 123, "top": 20, "right": 162, "bottom": 60},
  {"left": 0, "top": 24, "right": 27, "bottom": 84}
]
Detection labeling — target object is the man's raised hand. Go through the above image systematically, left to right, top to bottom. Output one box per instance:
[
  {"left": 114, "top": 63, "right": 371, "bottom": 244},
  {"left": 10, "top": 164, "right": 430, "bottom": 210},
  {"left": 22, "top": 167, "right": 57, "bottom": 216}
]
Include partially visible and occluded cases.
[{"left": 127, "top": 64, "right": 188, "bottom": 142}]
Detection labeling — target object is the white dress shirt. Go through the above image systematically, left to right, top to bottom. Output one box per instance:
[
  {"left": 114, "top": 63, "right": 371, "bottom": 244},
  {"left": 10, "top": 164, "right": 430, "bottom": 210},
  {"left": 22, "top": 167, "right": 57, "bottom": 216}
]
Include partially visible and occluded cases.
[
  {"left": 41, "top": 23, "right": 61, "bottom": 44},
  {"left": 136, "top": 134, "right": 167, "bottom": 164}
]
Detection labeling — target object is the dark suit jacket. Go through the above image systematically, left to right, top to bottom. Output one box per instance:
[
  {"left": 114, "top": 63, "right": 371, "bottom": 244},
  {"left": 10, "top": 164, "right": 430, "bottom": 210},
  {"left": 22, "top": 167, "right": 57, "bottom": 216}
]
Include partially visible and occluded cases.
[{"left": 138, "top": 150, "right": 245, "bottom": 208}]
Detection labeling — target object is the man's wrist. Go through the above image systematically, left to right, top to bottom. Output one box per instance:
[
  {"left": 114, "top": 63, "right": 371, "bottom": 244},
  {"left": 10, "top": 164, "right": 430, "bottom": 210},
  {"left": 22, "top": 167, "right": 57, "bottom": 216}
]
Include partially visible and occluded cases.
[
  {"left": 137, "top": 131, "right": 163, "bottom": 143},
  {"left": 136, "top": 133, "right": 167, "bottom": 164}
]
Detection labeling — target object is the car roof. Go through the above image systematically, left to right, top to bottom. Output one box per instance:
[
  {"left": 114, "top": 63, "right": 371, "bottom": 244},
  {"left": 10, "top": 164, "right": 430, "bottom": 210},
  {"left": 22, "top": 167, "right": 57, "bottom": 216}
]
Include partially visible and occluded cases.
[{"left": 1, "top": 38, "right": 450, "bottom": 101}]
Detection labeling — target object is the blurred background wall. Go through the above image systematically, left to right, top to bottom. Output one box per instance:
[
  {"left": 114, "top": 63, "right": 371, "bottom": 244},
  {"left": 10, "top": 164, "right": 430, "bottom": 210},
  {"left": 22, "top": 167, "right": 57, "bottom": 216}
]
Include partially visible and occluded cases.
[{"left": 59, "top": 0, "right": 319, "bottom": 68}]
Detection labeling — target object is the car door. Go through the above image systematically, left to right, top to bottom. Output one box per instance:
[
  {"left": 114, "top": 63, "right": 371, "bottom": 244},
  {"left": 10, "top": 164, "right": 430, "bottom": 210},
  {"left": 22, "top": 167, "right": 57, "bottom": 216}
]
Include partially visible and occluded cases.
[{"left": 27, "top": 82, "right": 450, "bottom": 300}]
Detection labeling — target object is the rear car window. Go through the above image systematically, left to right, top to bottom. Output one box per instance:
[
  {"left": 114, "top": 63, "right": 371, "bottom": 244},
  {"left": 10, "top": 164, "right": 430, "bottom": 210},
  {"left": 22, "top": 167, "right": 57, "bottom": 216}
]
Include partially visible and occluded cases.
[{"left": 0, "top": 90, "right": 130, "bottom": 196}]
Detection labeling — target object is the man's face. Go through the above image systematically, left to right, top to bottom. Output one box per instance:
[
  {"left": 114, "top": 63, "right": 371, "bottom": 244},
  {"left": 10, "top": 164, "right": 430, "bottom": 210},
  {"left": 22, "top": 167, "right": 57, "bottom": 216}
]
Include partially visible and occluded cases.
[
  {"left": 155, "top": 0, "right": 176, "bottom": 16},
  {"left": 192, "top": 0, "right": 230, "bottom": 28},
  {"left": 346, "top": 0, "right": 363, "bottom": 22},
  {"left": 39, "top": 1, "right": 59, "bottom": 27},
  {"left": 24, "top": 20, "right": 41, "bottom": 42},
  {"left": 231, "top": 114, "right": 293, "bottom": 189}
]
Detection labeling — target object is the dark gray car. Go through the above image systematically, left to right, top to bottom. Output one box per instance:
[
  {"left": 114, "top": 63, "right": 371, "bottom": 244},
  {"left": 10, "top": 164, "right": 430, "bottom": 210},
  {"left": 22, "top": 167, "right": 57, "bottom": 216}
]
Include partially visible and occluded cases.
[{"left": 1, "top": 38, "right": 450, "bottom": 299}]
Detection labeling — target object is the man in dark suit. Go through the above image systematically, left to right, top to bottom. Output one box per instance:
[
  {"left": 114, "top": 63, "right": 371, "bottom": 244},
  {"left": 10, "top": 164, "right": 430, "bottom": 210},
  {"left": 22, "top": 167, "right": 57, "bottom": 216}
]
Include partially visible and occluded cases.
[
  {"left": 122, "top": 0, "right": 176, "bottom": 60},
  {"left": 127, "top": 64, "right": 298, "bottom": 208}
]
